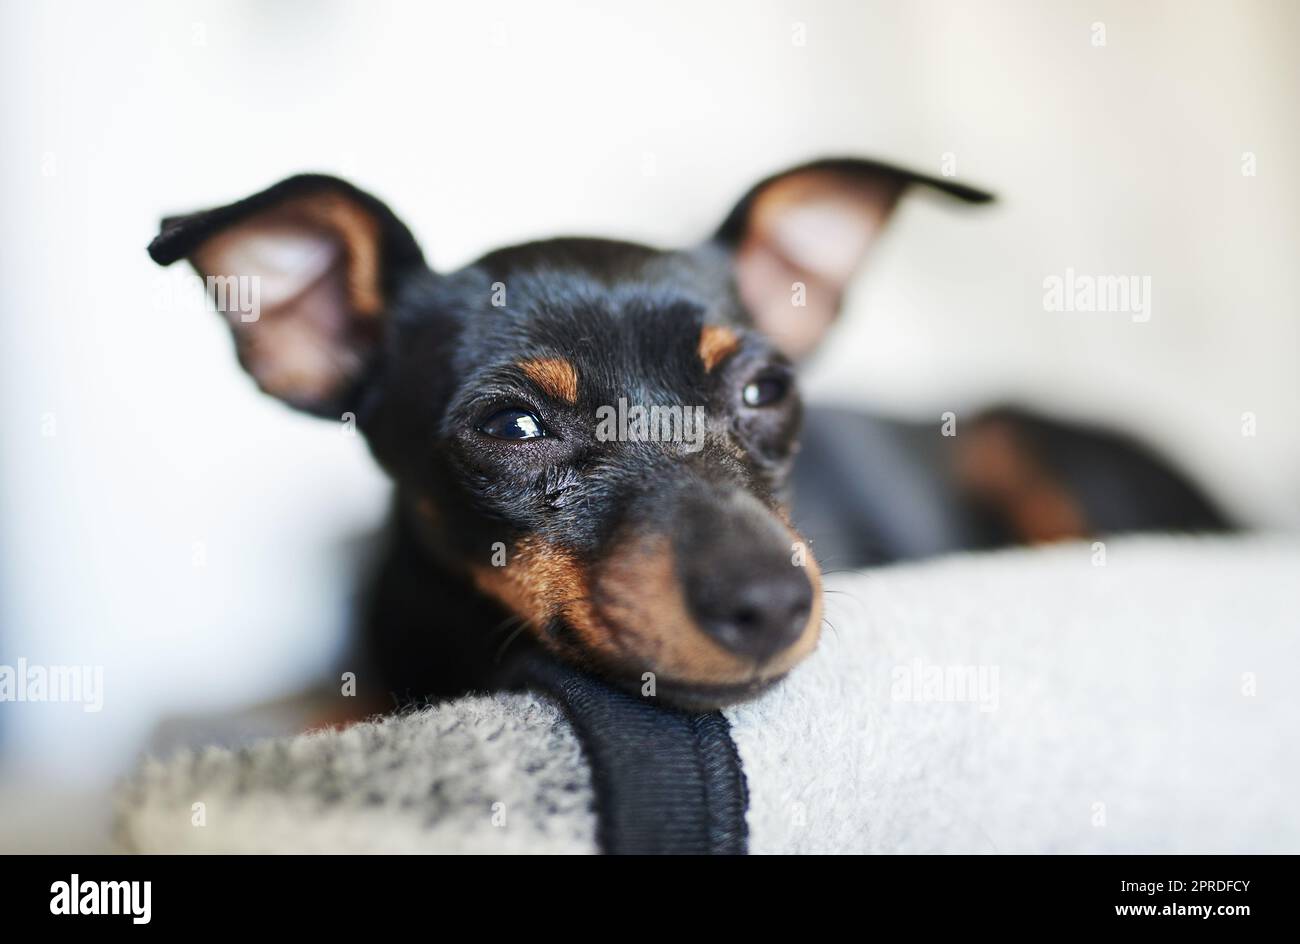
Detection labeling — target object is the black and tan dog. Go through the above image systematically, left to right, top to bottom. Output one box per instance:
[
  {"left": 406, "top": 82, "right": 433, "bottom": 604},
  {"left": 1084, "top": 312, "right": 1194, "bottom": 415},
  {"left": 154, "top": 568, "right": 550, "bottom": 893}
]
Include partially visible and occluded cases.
[{"left": 149, "top": 159, "right": 1226, "bottom": 710}]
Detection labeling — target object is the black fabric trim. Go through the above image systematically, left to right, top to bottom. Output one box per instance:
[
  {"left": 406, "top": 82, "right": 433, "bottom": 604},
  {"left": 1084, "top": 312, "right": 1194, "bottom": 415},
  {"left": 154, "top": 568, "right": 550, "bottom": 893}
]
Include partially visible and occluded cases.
[{"left": 516, "top": 654, "right": 749, "bottom": 855}]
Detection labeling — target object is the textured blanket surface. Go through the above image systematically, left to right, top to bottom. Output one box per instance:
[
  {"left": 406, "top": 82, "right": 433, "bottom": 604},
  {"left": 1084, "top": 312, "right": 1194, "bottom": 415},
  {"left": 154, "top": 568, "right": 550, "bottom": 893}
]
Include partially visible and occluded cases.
[
  {"left": 118, "top": 535, "right": 1300, "bottom": 853},
  {"left": 120, "top": 694, "right": 595, "bottom": 853}
]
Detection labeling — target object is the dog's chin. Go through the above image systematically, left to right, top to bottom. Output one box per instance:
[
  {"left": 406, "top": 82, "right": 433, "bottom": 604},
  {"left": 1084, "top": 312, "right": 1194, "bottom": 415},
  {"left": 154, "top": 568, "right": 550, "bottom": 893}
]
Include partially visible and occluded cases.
[
  {"left": 532, "top": 610, "right": 808, "bottom": 710},
  {"left": 583, "top": 660, "right": 786, "bottom": 711},
  {"left": 651, "top": 674, "right": 785, "bottom": 711}
]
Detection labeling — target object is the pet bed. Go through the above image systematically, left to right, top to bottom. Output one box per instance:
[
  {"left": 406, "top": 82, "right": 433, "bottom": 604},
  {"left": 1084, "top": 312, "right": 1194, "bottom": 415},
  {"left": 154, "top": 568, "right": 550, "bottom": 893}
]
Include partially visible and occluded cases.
[{"left": 117, "top": 534, "right": 1300, "bottom": 853}]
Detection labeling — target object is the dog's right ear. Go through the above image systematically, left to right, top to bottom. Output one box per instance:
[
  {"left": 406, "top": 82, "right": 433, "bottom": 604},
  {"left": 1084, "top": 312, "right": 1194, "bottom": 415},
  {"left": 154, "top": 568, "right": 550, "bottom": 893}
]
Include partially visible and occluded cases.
[{"left": 148, "top": 175, "right": 425, "bottom": 417}]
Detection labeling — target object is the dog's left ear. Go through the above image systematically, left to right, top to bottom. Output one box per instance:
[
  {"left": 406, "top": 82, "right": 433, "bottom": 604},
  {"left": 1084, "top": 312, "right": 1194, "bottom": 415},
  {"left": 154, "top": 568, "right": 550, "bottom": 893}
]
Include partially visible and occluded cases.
[
  {"left": 711, "top": 158, "right": 993, "bottom": 359},
  {"left": 148, "top": 175, "right": 425, "bottom": 416}
]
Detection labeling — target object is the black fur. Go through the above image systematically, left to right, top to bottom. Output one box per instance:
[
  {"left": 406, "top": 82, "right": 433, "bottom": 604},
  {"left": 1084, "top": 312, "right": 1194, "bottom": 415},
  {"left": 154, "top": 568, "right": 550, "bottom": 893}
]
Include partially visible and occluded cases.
[{"left": 352, "top": 235, "right": 803, "bottom": 698}]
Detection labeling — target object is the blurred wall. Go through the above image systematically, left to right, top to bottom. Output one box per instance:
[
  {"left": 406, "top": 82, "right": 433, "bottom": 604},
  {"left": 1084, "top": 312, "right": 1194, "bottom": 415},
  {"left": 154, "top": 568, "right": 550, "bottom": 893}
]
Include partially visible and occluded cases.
[{"left": 2, "top": 0, "right": 1296, "bottom": 784}]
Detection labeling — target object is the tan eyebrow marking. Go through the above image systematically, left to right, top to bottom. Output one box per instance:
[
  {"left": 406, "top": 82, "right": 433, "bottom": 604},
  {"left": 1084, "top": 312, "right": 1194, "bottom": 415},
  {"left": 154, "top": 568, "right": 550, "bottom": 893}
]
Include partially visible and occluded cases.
[
  {"left": 698, "top": 325, "right": 741, "bottom": 372},
  {"left": 518, "top": 357, "right": 579, "bottom": 404}
]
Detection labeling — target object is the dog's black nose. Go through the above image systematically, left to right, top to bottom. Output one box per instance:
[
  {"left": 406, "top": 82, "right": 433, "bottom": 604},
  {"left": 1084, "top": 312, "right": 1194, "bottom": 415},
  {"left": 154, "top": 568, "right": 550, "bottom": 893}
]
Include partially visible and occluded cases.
[
  {"left": 674, "top": 489, "right": 814, "bottom": 664},
  {"left": 688, "top": 568, "right": 813, "bottom": 662}
]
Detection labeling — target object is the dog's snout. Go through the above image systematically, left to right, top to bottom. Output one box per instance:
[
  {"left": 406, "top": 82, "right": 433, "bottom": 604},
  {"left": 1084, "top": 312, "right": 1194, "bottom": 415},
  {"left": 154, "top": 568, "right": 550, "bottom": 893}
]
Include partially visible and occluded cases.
[{"left": 674, "top": 488, "right": 815, "bottom": 664}]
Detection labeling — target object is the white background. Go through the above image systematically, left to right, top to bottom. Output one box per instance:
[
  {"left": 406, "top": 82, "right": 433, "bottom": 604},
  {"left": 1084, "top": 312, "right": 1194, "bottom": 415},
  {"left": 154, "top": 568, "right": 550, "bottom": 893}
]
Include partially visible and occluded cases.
[{"left": 1, "top": 0, "right": 1296, "bottom": 791}]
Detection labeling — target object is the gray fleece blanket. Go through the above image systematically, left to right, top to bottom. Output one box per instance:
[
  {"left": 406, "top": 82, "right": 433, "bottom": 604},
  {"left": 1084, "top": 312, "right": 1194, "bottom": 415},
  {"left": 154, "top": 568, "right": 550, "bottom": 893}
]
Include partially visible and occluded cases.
[{"left": 118, "top": 535, "right": 1300, "bottom": 853}]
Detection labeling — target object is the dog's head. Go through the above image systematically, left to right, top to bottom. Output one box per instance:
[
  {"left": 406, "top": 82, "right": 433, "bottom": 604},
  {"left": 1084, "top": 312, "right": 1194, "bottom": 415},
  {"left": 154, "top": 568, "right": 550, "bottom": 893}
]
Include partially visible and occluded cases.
[{"left": 149, "top": 159, "right": 991, "bottom": 708}]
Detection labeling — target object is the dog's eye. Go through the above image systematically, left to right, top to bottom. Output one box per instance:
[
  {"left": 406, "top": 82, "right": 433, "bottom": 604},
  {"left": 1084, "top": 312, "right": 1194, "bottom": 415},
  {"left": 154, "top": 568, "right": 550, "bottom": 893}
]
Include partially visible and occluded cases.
[
  {"left": 742, "top": 375, "right": 788, "bottom": 408},
  {"left": 479, "top": 408, "right": 547, "bottom": 440}
]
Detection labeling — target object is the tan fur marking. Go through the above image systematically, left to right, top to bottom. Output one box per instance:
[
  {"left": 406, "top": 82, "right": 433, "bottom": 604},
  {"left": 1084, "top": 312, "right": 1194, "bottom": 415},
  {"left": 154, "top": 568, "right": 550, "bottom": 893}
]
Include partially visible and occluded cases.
[
  {"left": 698, "top": 325, "right": 741, "bottom": 372},
  {"left": 519, "top": 357, "right": 579, "bottom": 405},
  {"left": 955, "top": 420, "right": 1089, "bottom": 543},
  {"left": 470, "top": 527, "right": 823, "bottom": 694},
  {"left": 596, "top": 532, "right": 821, "bottom": 686},
  {"left": 470, "top": 538, "right": 605, "bottom": 650}
]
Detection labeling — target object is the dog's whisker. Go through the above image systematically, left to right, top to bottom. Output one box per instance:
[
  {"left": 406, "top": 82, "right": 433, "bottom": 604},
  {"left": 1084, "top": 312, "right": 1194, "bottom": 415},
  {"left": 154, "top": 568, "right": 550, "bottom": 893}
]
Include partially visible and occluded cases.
[
  {"left": 819, "top": 567, "right": 874, "bottom": 580},
  {"left": 488, "top": 614, "right": 526, "bottom": 638},
  {"left": 493, "top": 621, "right": 532, "bottom": 663}
]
